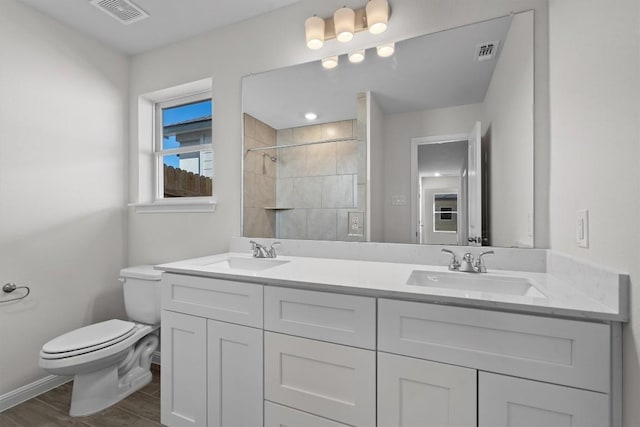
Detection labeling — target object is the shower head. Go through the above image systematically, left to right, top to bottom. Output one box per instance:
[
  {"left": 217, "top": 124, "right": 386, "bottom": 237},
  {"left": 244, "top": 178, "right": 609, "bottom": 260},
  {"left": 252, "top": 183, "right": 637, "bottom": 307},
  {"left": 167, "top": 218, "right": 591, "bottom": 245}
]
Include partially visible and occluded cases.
[{"left": 263, "top": 153, "right": 277, "bottom": 162}]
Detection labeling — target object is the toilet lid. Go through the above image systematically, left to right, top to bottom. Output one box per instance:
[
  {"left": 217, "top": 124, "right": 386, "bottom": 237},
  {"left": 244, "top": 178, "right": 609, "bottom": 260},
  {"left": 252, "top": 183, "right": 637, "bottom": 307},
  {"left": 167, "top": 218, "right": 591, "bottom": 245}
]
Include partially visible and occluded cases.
[{"left": 42, "top": 319, "right": 136, "bottom": 354}]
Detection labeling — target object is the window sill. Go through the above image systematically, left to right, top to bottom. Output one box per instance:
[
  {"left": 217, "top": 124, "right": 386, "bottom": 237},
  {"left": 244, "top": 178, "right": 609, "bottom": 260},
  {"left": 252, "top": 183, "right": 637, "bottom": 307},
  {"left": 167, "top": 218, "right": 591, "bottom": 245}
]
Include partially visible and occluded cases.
[{"left": 129, "top": 198, "right": 217, "bottom": 214}]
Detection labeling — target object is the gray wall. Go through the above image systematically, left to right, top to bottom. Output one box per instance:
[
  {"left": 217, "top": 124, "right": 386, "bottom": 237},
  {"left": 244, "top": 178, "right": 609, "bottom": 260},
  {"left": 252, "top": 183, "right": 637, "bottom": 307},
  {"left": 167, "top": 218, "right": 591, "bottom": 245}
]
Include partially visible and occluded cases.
[{"left": 0, "top": 0, "right": 128, "bottom": 396}]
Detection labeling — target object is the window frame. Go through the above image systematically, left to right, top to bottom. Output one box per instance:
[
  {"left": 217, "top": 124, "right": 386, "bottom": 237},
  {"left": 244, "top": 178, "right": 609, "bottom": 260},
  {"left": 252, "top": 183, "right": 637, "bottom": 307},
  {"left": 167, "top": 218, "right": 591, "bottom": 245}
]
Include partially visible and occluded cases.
[{"left": 153, "top": 91, "right": 213, "bottom": 203}]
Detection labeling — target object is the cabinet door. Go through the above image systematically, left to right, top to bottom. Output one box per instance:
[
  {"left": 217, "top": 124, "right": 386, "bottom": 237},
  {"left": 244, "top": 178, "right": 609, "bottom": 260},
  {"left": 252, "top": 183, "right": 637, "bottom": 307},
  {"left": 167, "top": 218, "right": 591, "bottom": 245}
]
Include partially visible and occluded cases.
[
  {"left": 161, "top": 311, "right": 207, "bottom": 427},
  {"left": 207, "top": 320, "right": 263, "bottom": 427},
  {"left": 265, "top": 332, "right": 375, "bottom": 427},
  {"left": 378, "top": 352, "right": 477, "bottom": 427},
  {"left": 479, "top": 372, "right": 609, "bottom": 427}
]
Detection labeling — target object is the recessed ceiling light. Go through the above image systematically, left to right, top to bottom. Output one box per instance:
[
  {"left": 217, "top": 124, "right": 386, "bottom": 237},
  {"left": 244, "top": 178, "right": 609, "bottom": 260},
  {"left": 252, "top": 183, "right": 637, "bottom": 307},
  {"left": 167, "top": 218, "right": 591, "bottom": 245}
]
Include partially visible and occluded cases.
[
  {"left": 305, "top": 112, "right": 318, "bottom": 120},
  {"left": 434, "top": 172, "right": 441, "bottom": 177}
]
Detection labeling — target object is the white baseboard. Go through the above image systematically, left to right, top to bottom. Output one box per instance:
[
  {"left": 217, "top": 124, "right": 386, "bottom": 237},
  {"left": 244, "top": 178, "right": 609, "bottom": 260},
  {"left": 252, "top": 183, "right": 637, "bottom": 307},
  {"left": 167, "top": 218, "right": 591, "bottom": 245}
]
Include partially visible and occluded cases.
[
  {"left": 1, "top": 351, "right": 161, "bottom": 413},
  {"left": 0, "top": 375, "right": 72, "bottom": 413}
]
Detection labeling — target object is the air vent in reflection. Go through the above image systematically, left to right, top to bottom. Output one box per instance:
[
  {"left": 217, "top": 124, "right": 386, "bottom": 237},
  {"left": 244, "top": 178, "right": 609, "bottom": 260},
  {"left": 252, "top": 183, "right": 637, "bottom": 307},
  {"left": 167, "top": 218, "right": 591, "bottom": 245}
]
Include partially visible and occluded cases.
[
  {"left": 90, "top": 0, "right": 149, "bottom": 25},
  {"left": 476, "top": 40, "right": 500, "bottom": 61}
]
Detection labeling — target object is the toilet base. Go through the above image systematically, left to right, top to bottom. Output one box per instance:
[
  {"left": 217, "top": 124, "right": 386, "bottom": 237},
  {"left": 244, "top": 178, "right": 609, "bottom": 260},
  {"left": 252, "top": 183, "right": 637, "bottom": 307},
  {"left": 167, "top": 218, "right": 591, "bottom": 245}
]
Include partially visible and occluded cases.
[{"left": 69, "top": 333, "right": 158, "bottom": 416}]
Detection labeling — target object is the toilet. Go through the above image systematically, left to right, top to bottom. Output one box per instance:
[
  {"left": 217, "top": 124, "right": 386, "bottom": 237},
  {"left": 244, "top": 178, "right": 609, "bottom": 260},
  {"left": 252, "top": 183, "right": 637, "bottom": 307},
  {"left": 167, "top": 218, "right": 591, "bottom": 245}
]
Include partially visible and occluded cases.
[{"left": 39, "top": 265, "right": 163, "bottom": 416}]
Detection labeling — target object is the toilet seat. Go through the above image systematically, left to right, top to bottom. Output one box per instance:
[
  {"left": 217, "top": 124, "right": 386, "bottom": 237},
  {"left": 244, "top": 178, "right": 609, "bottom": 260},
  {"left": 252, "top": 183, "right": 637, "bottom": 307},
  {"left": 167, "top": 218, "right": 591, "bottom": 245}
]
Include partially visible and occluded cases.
[
  {"left": 40, "top": 320, "right": 136, "bottom": 360},
  {"left": 39, "top": 322, "right": 156, "bottom": 373}
]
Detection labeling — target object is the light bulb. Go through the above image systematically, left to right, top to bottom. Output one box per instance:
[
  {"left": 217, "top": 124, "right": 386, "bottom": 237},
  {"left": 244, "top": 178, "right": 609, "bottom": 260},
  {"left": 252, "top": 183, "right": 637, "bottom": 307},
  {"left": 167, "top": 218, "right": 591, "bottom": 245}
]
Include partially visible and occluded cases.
[
  {"left": 366, "top": 0, "right": 389, "bottom": 34},
  {"left": 334, "top": 7, "right": 355, "bottom": 43},
  {"left": 305, "top": 16, "right": 325, "bottom": 50},
  {"left": 376, "top": 42, "right": 395, "bottom": 57},
  {"left": 348, "top": 49, "right": 366, "bottom": 63},
  {"left": 322, "top": 55, "right": 339, "bottom": 69},
  {"left": 305, "top": 112, "right": 318, "bottom": 120}
]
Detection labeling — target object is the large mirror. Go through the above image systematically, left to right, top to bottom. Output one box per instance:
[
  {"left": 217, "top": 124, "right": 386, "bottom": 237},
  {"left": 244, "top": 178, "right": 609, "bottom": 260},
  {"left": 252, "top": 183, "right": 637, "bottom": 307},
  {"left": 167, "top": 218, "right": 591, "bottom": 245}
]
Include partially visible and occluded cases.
[{"left": 242, "top": 12, "right": 534, "bottom": 248}]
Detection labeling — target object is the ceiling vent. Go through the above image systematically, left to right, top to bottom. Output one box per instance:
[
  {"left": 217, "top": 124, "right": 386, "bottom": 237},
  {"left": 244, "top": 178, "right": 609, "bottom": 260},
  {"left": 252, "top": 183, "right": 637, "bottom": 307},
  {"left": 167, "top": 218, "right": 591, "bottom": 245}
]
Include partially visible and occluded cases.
[
  {"left": 90, "top": 0, "right": 149, "bottom": 25},
  {"left": 475, "top": 40, "right": 500, "bottom": 61}
]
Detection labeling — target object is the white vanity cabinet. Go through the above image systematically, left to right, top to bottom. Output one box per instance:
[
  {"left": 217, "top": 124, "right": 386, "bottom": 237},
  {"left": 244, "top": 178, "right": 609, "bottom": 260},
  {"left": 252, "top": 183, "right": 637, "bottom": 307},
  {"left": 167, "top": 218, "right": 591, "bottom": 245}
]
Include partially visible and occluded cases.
[
  {"left": 159, "top": 269, "right": 620, "bottom": 427},
  {"left": 161, "top": 273, "right": 264, "bottom": 427}
]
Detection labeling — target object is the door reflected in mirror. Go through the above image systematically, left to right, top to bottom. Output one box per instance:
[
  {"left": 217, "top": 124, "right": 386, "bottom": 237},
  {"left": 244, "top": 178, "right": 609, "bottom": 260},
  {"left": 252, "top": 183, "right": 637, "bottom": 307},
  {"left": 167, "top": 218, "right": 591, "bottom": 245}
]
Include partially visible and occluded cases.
[{"left": 242, "top": 11, "right": 534, "bottom": 248}]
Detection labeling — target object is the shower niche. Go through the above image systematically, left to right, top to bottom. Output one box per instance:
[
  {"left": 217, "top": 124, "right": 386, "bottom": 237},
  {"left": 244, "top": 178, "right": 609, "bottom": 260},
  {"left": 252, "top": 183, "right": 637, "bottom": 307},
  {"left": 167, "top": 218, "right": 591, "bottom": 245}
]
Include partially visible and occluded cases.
[{"left": 242, "top": 93, "right": 368, "bottom": 241}]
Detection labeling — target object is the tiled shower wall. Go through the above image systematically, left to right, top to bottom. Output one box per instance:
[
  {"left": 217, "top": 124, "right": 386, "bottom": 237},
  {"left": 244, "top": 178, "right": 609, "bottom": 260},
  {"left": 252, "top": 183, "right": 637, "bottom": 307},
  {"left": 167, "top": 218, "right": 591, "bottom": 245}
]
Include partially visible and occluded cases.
[
  {"left": 243, "top": 114, "right": 276, "bottom": 237},
  {"left": 275, "top": 115, "right": 366, "bottom": 241}
]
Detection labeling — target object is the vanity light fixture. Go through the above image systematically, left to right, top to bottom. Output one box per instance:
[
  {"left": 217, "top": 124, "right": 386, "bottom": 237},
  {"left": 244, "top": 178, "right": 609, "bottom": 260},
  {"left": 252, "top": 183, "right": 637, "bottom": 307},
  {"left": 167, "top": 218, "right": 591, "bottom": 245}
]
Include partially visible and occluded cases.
[
  {"left": 366, "top": 0, "right": 389, "bottom": 34},
  {"left": 304, "top": 1, "right": 391, "bottom": 48},
  {"left": 306, "top": 1, "right": 393, "bottom": 69},
  {"left": 334, "top": 6, "right": 355, "bottom": 42},
  {"left": 305, "top": 15, "right": 325, "bottom": 50},
  {"left": 376, "top": 42, "right": 395, "bottom": 57},
  {"left": 348, "top": 49, "right": 366, "bottom": 63},
  {"left": 322, "top": 55, "right": 339, "bottom": 69},
  {"left": 304, "top": 112, "right": 318, "bottom": 120}
]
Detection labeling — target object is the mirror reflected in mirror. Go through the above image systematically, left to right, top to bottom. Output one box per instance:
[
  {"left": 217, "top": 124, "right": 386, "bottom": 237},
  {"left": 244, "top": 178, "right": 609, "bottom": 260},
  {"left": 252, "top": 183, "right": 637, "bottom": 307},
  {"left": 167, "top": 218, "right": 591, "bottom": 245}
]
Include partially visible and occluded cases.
[{"left": 242, "top": 11, "right": 534, "bottom": 248}]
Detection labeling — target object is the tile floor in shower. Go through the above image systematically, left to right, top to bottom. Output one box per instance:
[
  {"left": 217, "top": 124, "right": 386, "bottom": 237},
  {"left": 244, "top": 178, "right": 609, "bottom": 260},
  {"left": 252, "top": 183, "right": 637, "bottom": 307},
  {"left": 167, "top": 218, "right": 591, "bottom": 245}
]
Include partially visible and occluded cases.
[{"left": 0, "top": 364, "right": 162, "bottom": 426}]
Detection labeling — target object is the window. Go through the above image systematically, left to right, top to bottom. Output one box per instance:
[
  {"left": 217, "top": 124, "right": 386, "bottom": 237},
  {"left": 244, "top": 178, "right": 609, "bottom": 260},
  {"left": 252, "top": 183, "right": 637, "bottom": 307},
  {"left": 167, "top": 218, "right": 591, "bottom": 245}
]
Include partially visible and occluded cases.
[
  {"left": 155, "top": 93, "right": 212, "bottom": 199},
  {"left": 433, "top": 193, "right": 458, "bottom": 232}
]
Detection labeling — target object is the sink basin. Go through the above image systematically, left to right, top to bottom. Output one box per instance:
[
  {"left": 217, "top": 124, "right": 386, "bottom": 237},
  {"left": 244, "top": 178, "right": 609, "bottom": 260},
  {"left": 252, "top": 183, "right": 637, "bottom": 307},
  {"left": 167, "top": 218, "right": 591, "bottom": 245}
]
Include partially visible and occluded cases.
[
  {"left": 205, "top": 257, "right": 290, "bottom": 272},
  {"left": 406, "top": 270, "right": 545, "bottom": 298}
]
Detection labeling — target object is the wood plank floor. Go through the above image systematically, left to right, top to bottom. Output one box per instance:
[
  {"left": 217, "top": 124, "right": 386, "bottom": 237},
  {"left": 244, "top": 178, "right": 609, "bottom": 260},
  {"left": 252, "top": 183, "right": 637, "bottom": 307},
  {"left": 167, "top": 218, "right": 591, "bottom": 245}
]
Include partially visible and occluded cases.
[{"left": 0, "top": 364, "right": 162, "bottom": 427}]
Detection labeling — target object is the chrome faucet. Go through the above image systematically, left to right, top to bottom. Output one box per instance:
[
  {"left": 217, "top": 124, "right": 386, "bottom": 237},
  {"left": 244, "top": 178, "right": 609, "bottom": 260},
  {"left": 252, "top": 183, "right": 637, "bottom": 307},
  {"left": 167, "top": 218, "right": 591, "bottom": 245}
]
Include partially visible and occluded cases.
[
  {"left": 250, "top": 241, "right": 280, "bottom": 258},
  {"left": 441, "top": 249, "right": 460, "bottom": 271},
  {"left": 459, "top": 250, "right": 494, "bottom": 273},
  {"left": 459, "top": 253, "right": 476, "bottom": 272}
]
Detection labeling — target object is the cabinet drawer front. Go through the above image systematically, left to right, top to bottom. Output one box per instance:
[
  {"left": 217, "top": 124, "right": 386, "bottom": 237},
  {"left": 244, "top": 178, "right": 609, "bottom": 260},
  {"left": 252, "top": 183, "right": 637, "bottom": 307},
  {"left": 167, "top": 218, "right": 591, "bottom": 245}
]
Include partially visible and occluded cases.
[
  {"left": 162, "top": 273, "right": 263, "bottom": 327},
  {"left": 264, "top": 286, "right": 376, "bottom": 349},
  {"left": 378, "top": 299, "right": 610, "bottom": 392},
  {"left": 265, "top": 332, "right": 375, "bottom": 427},
  {"left": 378, "top": 352, "right": 477, "bottom": 427},
  {"left": 479, "top": 372, "right": 609, "bottom": 427},
  {"left": 265, "top": 402, "right": 350, "bottom": 427}
]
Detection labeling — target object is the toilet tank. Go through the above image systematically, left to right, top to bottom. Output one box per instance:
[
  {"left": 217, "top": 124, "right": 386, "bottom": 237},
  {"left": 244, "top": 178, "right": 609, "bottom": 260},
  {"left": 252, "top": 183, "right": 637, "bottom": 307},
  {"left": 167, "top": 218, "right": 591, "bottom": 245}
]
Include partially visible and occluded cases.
[{"left": 120, "top": 265, "right": 163, "bottom": 325}]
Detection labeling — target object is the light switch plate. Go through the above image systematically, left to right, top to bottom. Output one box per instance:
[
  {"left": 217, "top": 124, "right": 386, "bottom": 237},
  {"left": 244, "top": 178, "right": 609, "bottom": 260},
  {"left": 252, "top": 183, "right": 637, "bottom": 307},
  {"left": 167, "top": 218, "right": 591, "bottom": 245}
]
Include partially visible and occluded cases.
[
  {"left": 391, "top": 195, "right": 406, "bottom": 206},
  {"left": 576, "top": 209, "right": 589, "bottom": 248}
]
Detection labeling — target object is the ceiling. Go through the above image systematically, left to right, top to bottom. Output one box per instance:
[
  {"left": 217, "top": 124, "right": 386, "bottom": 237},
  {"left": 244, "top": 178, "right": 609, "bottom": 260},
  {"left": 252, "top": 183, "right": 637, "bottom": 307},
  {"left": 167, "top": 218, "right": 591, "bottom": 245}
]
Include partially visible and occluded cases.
[
  {"left": 17, "top": 0, "right": 302, "bottom": 55},
  {"left": 242, "top": 15, "right": 511, "bottom": 130}
]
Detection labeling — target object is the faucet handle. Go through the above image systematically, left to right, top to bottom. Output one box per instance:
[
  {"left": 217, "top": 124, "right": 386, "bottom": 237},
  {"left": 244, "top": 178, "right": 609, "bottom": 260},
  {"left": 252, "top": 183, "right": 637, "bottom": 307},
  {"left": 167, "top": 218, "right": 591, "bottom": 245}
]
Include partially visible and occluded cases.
[
  {"left": 249, "top": 240, "right": 264, "bottom": 257},
  {"left": 267, "top": 242, "right": 281, "bottom": 258},
  {"left": 441, "top": 249, "right": 460, "bottom": 271},
  {"left": 474, "top": 250, "right": 494, "bottom": 273}
]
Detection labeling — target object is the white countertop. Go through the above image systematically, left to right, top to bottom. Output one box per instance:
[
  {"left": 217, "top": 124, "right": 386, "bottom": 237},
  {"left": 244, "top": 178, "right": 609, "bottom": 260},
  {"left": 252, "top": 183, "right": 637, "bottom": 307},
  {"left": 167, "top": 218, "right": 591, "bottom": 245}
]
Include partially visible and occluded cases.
[{"left": 157, "top": 252, "right": 626, "bottom": 322}]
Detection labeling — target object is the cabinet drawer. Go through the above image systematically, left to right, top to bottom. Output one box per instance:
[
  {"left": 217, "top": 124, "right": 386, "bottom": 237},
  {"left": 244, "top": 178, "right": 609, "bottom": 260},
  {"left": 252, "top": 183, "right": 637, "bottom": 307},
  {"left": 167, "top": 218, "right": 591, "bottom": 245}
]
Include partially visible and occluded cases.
[
  {"left": 162, "top": 273, "right": 263, "bottom": 328},
  {"left": 264, "top": 286, "right": 376, "bottom": 349},
  {"left": 378, "top": 299, "right": 610, "bottom": 392},
  {"left": 264, "top": 332, "right": 375, "bottom": 427},
  {"left": 479, "top": 372, "right": 609, "bottom": 427},
  {"left": 265, "top": 401, "right": 350, "bottom": 427}
]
